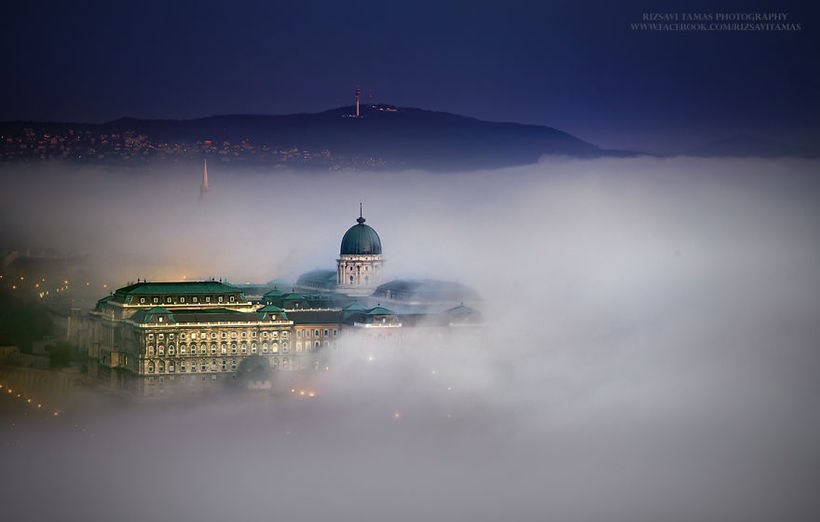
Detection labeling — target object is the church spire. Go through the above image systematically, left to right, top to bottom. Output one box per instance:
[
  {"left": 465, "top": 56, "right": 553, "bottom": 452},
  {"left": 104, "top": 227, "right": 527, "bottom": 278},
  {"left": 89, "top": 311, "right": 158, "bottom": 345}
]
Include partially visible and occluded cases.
[{"left": 200, "top": 159, "right": 210, "bottom": 200}]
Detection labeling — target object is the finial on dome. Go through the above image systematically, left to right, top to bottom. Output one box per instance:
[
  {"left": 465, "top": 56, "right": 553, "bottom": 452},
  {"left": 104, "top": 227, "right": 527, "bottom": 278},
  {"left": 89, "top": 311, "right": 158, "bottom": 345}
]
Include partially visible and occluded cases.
[{"left": 357, "top": 202, "right": 366, "bottom": 224}]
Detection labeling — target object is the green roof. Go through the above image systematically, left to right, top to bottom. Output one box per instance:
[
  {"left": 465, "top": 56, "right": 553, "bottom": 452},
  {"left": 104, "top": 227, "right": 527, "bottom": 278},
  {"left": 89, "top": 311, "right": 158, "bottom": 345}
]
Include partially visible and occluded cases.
[
  {"left": 340, "top": 215, "right": 382, "bottom": 255},
  {"left": 115, "top": 281, "right": 241, "bottom": 295},
  {"left": 262, "top": 287, "right": 285, "bottom": 298},
  {"left": 258, "top": 304, "right": 284, "bottom": 312},
  {"left": 367, "top": 306, "right": 395, "bottom": 315}
]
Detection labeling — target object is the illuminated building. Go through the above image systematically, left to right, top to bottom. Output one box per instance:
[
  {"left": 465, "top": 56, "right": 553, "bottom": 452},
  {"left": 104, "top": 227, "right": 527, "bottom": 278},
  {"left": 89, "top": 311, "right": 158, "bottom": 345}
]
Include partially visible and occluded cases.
[{"left": 85, "top": 210, "right": 481, "bottom": 387}]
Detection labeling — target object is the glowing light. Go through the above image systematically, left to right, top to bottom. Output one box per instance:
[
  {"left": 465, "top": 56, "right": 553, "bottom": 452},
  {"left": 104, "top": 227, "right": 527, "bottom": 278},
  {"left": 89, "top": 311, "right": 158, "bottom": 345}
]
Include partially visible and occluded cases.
[
  {"left": 20, "top": 276, "right": 24, "bottom": 280},
  {"left": 64, "top": 280, "right": 69, "bottom": 284},
  {"left": 103, "top": 284, "right": 108, "bottom": 288},
  {"left": 368, "top": 355, "right": 374, "bottom": 361},
  {"left": 447, "top": 386, "right": 453, "bottom": 391},
  {"left": 299, "top": 390, "right": 305, "bottom": 396},
  {"left": 308, "top": 392, "right": 315, "bottom": 397},
  {"left": 26, "top": 398, "right": 31, "bottom": 403},
  {"left": 37, "top": 404, "right": 41, "bottom": 408},
  {"left": 53, "top": 411, "right": 59, "bottom": 416},
  {"left": 393, "top": 412, "right": 401, "bottom": 419}
]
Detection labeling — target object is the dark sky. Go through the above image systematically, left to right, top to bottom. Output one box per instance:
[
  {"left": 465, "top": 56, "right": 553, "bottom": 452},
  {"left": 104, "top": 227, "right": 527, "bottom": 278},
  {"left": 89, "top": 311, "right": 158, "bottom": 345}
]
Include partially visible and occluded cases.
[{"left": 2, "top": 0, "right": 818, "bottom": 152}]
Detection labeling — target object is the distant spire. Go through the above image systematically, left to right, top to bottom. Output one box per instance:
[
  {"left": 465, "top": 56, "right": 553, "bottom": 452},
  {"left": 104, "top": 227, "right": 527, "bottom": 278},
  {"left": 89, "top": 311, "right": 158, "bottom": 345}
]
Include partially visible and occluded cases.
[
  {"left": 200, "top": 159, "right": 210, "bottom": 200},
  {"left": 357, "top": 202, "right": 366, "bottom": 224}
]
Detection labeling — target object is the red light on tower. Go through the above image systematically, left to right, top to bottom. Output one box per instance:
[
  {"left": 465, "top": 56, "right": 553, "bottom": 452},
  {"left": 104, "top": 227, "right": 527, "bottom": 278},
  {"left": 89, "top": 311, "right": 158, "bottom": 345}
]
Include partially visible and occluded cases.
[{"left": 355, "top": 86, "right": 361, "bottom": 117}]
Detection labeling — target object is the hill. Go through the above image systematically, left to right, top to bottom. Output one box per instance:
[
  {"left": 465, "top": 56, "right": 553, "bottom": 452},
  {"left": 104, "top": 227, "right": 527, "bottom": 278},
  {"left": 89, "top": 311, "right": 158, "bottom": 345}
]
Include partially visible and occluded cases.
[{"left": 0, "top": 104, "right": 633, "bottom": 170}]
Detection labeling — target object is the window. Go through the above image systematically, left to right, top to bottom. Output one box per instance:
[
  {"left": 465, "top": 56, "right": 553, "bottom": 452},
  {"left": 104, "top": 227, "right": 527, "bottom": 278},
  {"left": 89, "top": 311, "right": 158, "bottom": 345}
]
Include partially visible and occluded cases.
[
  {"left": 206, "top": 296, "right": 211, "bottom": 303},
  {"left": 218, "top": 296, "right": 223, "bottom": 303},
  {"left": 230, "top": 296, "right": 235, "bottom": 302},
  {"left": 140, "top": 297, "right": 145, "bottom": 304},
  {"left": 153, "top": 297, "right": 159, "bottom": 303},
  {"left": 166, "top": 297, "right": 172, "bottom": 303},
  {"left": 180, "top": 297, "right": 185, "bottom": 303},
  {"left": 193, "top": 297, "right": 198, "bottom": 303},
  {"left": 314, "top": 329, "right": 320, "bottom": 337},
  {"left": 324, "top": 329, "right": 329, "bottom": 336},
  {"left": 297, "top": 330, "right": 302, "bottom": 338},
  {"left": 306, "top": 330, "right": 311, "bottom": 338},
  {"left": 333, "top": 330, "right": 338, "bottom": 336},
  {"left": 251, "top": 331, "right": 257, "bottom": 338},
  {"left": 272, "top": 331, "right": 278, "bottom": 338},
  {"left": 221, "top": 332, "right": 227, "bottom": 339},
  {"left": 230, "top": 332, "right": 236, "bottom": 339},
  {"left": 241, "top": 332, "right": 246, "bottom": 338},
  {"left": 262, "top": 332, "right": 268, "bottom": 338},
  {"left": 282, "top": 332, "right": 288, "bottom": 338},
  {"left": 148, "top": 333, "right": 154, "bottom": 340},
  {"left": 159, "top": 333, "right": 164, "bottom": 339},
  {"left": 169, "top": 333, "right": 174, "bottom": 339},
  {"left": 181, "top": 333, "right": 186, "bottom": 339},
  {"left": 191, "top": 333, "right": 197, "bottom": 340},
  {"left": 211, "top": 333, "right": 216, "bottom": 339},
  {"left": 315, "top": 341, "right": 320, "bottom": 348},
  {"left": 271, "top": 342, "right": 278, "bottom": 353},
  {"left": 241, "top": 343, "right": 247, "bottom": 354},
  {"left": 296, "top": 343, "right": 302, "bottom": 353},
  {"left": 211, "top": 344, "right": 217, "bottom": 354},
  {"left": 221, "top": 344, "right": 227, "bottom": 355},
  {"left": 231, "top": 344, "right": 237, "bottom": 354},
  {"left": 147, "top": 345, "right": 154, "bottom": 355},
  {"left": 158, "top": 345, "right": 165, "bottom": 355},
  {"left": 168, "top": 345, "right": 175, "bottom": 355},
  {"left": 201, "top": 346, "right": 206, "bottom": 355},
  {"left": 201, "top": 361, "right": 207, "bottom": 371},
  {"left": 148, "top": 362, "right": 155, "bottom": 373},
  {"left": 190, "top": 362, "right": 196, "bottom": 372},
  {"left": 169, "top": 363, "right": 175, "bottom": 373},
  {"left": 180, "top": 363, "right": 186, "bottom": 372}
]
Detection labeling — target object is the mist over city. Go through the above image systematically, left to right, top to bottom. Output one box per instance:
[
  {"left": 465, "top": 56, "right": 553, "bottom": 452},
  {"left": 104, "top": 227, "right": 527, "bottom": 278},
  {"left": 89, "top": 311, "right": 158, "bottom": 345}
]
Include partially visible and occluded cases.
[
  {"left": 2, "top": 1, "right": 820, "bottom": 521},
  {"left": 2, "top": 156, "right": 820, "bottom": 521}
]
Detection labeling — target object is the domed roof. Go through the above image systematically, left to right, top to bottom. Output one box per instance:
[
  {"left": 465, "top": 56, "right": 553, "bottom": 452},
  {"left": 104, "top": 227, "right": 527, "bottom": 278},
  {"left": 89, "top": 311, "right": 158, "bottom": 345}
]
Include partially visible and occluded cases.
[{"left": 340, "top": 210, "right": 382, "bottom": 255}]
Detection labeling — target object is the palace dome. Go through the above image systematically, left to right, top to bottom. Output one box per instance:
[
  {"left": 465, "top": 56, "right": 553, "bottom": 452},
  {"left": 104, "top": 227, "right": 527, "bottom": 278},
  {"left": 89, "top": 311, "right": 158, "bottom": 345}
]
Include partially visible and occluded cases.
[{"left": 340, "top": 214, "right": 382, "bottom": 255}]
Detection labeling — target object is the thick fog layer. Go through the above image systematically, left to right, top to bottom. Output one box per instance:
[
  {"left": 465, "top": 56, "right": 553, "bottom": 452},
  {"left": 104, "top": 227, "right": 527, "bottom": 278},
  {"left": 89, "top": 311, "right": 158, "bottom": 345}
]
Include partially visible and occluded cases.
[{"left": 1, "top": 157, "right": 820, "bottom": 521}]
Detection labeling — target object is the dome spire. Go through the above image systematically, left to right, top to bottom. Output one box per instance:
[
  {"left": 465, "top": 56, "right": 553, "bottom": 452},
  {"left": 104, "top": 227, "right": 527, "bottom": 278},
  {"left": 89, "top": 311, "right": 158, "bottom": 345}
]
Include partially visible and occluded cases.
[{"left": 357, "top": 202, "right": 366, "bottom": 224}]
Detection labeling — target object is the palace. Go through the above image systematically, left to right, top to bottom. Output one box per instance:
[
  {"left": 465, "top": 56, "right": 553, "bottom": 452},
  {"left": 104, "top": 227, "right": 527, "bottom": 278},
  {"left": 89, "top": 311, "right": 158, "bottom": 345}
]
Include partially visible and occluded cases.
[{"left": 86, "top": 209, "right": 481, "bottom": 388}]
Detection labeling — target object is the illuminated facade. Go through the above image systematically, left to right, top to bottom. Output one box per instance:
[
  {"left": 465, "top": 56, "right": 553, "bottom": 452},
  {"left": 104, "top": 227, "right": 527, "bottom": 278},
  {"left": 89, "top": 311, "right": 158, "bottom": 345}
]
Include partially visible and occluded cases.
[{"left": 85, "top": 211, "right": 480, "bottom": 384}]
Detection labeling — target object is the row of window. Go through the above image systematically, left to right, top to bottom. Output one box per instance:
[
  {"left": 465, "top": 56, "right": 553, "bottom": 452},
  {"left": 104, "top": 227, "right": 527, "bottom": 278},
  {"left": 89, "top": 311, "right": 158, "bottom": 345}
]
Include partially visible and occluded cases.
[
  {"left": 139, "top": 294, "right": 238, "bottom": 305},
  {"left": 296, "top": 328, "right": 337, "bottom": 338},
  {"left": 147, "top": 330, "right": 287, "bottom": 341},
  {"left": 145, "top": 340, "right": 333, "bottom": 357},
  {"left": 146, "top": 341, "right": 291, "bottom": 356},
  {"left": 146, "top": 356, "right": 296, "bottom": 374}
]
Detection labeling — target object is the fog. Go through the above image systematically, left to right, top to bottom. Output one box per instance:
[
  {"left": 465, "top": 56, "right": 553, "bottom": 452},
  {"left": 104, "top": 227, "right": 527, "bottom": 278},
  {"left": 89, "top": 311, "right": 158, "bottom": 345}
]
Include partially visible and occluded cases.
[{"left": 1, "top": 156, "right": 820, "bottom": 521}]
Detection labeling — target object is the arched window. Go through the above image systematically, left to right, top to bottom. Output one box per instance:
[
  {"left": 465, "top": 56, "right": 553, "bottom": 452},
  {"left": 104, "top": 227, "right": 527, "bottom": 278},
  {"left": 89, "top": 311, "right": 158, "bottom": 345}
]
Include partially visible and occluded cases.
[
  {"left": 350, "top": 275, "right": 354, "bottom": 284},
  {"left": 271, "top": 342, "right": 278, "bottom": 353},
  {"left": 211, "top": 343, "right": 217, "bottom": 354},
  {"left": 221, "top": 344, "right": 227, "bottom": 355},
  {"left": 147, "top": 345, "right": 154, "bottom": 356},
  {"left": 158, "top": 345, "right": 165, "bottom": 355},
  {"left": 168, "top": 345, "right": 175, "bottom": 355},
  {"left": 158, "top": 361, "right": 165, "bottom": 373},
  {"left": 148, "top": 362, "right": 155, "bottom": 373}
]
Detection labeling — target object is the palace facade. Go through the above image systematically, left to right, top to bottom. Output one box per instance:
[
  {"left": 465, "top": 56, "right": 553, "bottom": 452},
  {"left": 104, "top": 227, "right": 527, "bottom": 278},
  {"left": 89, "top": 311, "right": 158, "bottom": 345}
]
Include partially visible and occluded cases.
[{"left": 86, "top": 210, "right": 481, "bottom": 384}]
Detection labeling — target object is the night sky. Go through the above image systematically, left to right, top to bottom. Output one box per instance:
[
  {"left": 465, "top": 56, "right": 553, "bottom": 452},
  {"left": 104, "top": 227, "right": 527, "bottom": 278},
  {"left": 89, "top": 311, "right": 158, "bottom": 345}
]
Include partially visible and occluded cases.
[{"left": 2, "top": 0, "right": 818, "bottom": 152}]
